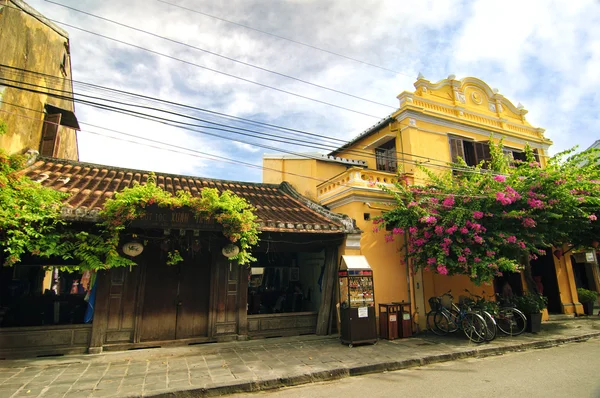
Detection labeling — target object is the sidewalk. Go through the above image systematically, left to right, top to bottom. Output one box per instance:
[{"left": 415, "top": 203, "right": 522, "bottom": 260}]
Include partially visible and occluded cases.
[{"left": 1, "top": 317, "right": 599, "bottom": 398}]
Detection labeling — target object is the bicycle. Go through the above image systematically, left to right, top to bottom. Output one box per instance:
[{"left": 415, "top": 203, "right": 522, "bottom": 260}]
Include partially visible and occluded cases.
[
  {"left": 463, "top": 289, "right": 497, "bottom": 342},
  {"left": 426, "top": 291, "right": 487, "bottom": 344},
  {"left": 494, "top": 295, "right": 527, "bottom": 336}
]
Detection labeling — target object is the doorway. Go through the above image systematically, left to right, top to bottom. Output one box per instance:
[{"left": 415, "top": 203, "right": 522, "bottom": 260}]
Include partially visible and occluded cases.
[
  {"left": 531, "top": 251, "right": 562, "bottom": 314},
  {"left": 139, "top": 253, "right": 210, "bottom": 342}
]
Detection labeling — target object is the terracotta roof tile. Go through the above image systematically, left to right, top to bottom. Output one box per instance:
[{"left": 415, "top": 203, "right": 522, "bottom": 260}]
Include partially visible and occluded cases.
[{"left": 21, "top": 157, "right": 357, "bottom": 234}]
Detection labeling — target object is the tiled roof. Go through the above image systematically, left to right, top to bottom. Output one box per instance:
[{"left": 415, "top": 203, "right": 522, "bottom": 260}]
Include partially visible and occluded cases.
[{"left": 19, "top": 157, "right": 358, "bottom": 234}]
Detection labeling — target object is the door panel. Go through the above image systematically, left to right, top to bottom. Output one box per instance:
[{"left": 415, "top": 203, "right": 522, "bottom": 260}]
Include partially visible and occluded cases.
[
  {"left": 175, "top": 255, "right": 210, "bottom": 339},
  {"left": 140, "top": 260, "right": 179, "bottom": 342}
]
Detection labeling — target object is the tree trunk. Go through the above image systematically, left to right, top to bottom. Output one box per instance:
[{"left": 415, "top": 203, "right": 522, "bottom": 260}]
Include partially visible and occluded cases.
[{"left": 523, "top": 254, "right": 539, "bottom": 294}]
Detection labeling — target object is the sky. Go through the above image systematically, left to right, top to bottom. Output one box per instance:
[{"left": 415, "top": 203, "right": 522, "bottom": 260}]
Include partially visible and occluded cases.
[{"left": 19, "top": 0, "right": 600, "bottom": 182}]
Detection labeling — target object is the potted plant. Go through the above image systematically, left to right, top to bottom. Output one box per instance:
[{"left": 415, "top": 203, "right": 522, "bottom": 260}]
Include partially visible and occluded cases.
[
  {"left": 576, "top": 288, "right": 598, "bottom": 316},
  {"left": 513, "top": 292, "right": 547, "bottom": 333}
]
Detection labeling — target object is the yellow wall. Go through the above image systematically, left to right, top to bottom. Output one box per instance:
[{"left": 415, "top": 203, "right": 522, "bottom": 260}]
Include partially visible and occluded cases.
[
  {"left": 0, "top": 1, "right": 78, "bottom": 160},
  {"left": 335, "top": 202, "right": 410, "bottom": 314}
]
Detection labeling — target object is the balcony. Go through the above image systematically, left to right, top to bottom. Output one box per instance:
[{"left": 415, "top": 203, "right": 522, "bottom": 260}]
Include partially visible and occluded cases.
[{"left": 317, "top": 167, "right": 402, "bottom": 205}]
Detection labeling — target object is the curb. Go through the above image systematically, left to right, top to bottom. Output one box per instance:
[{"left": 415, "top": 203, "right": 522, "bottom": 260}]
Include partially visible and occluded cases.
[{"left": 149, "top": 332, "right": 600, "bottom": 397}]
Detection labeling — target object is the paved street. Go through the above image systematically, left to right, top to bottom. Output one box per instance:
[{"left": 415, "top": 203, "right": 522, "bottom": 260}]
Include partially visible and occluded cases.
[
  {"left": 0, "top": 317, "right": 598, "bottom": 397},
  {"left": 231, "top": 337, "right": 600, "bottom": 398}
]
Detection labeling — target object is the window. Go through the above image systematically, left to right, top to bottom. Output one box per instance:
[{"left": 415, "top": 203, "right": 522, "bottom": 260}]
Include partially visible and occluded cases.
[
  {"left": 40, "top": 113, "right": 62, "bottom": 157},
  {"left": 449, "top": 135, "right": 490, "bottom": 167},
  {"left": 449, "top": 136, "right": 538, "bottom": 168},
  {"left": 375, "top": 139, "right": 397, "bottom": 173}
]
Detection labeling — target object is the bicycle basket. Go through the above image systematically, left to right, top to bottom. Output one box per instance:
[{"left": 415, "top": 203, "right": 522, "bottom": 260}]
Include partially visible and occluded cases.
[
  {"left": 440, "top": 294, "right": 453, "bottom": 309},
  {"left": 428, "top": 297, "right": 441, "bottom": 311}
]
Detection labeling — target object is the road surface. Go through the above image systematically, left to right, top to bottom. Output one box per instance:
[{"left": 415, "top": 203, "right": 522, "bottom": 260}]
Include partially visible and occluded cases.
[{"left": 231, "top": 337, "right": 600, "bottom": 398}]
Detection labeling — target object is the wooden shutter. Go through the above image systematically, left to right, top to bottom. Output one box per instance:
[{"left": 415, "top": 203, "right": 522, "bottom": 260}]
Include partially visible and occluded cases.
[
  {"left": 40, "top": 114, "right": 62, "bottom": 157},
  {"left": 448, "top": 136, "right": 465, "bottom": 163},
  {"left": 474, "top": 142, "right": 491, "bottom": 167}
]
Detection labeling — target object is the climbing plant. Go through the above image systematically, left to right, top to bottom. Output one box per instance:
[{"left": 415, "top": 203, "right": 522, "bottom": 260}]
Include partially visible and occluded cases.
[
  {"left": 376, "top": 139, "right": 600, "bottom": 285},
  {"left": 0, "top": 141, "right": 259, "bottom": 269}
]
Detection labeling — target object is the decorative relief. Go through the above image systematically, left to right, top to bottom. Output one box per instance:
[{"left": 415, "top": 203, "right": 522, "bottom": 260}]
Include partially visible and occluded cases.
[
  {"left": 454, "top": 90, "right": 466, "bottom": 104},
  {"left": 471, "top": 91, "right": 483, "bottom": 105},
  {"left": 488, "top": 103, "right": 497, "bottom": 112},
  {"left": 409, "top": 118, "right": 417, "bottom": 127}
]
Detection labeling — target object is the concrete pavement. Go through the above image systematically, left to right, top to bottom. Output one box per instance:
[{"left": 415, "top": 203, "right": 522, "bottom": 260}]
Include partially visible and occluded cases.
[{"left": 0, "top": 317, "right": 599, "bottom": 398}]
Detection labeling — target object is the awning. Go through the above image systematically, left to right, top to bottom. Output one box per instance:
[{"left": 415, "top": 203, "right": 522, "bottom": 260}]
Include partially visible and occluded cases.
[
  {"left": 45, "top": 104, "right": 80, "bottom": 129},
  {"left": 340, "top": 255, "right": 372, "bottom": 271}
]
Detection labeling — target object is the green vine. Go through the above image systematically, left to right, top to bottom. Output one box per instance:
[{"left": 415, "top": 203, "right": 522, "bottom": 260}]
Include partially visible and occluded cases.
[{"left": 0, "top": 139, "right": 259, "bottom": 269}]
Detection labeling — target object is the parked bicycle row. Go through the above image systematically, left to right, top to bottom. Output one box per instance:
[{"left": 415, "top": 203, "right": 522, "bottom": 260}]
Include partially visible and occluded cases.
[{"left": 426, "top": 290, "right": 528, "bottom": 343}]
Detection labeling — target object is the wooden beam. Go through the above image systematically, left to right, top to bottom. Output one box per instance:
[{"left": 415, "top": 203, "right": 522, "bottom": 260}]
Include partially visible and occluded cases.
[{"left": 315, "top": 246, "right": 338, "bottom": 335}]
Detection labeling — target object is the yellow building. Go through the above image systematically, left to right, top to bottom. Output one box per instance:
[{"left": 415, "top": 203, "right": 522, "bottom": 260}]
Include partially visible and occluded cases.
[
  {"left": 0, "top": 0, "right": 79, "bottom": 160},
  {"left": 264, "top": 75, "right": 586, "bottom": 329}
]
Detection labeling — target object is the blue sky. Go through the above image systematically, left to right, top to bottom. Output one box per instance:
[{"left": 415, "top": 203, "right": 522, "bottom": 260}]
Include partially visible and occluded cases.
[{"left": 23, "top": 0, "right": 600, "bottom": 182}]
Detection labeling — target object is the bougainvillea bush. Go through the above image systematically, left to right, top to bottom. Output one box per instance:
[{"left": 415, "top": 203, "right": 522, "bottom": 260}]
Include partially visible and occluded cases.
[{"left": 376, "top": 140, "right": 600, "bottom": 284}]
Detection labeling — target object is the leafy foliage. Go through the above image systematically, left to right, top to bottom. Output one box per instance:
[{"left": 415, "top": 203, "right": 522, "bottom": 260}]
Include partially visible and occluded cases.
[
  {"left": 376, "top": 138, "right": 600, "bottom": 284},
  {"left": 1, "top": 141, "right": 259, "bottom": 268},
  {"left": 576, "top": 287, "right": 599, "bottom": 303},
  {"left": 513, "top": 292, "right": 548, "bottom": 314}
]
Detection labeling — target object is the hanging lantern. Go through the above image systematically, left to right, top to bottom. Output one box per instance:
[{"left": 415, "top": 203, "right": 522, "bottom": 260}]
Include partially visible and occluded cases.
[
  {"left": 192, "top": 240, "right": 202, "bottom": 253},
  {"left": 122, "top": 241, "right": 144, "bottom": 257},
  {"left": 592, "top": 241, "right": 599, "bottom": 249},
  {"left": 222, "top": 244, "right": 239, "bottom": 258}
]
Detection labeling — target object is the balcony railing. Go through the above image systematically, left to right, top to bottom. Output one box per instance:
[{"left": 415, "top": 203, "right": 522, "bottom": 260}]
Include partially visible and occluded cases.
[{"left": 317, "top": 167, "right": 402, "bottom": 202}]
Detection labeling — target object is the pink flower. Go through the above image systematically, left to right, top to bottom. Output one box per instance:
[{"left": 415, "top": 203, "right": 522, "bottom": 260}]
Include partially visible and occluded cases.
[
  {"left": 494, "top": 175, "right": 506, "bottom": 182},
  {"left": 496, "top": 192, "right": 512, "bottom": 205},
  {"left": 442, "top": 195, "right": 455, "bottom": 208},
  {"left": 527, "top": 198, "right": 544, "bottom": 209},
  {"left": 407, "top": 201, "right": 418, "bottom": 208},
  {"left": 473, "top": 211, "right": 484, "bottom": 220},
  {"left": 421, "top": 215, "right": 437, "bottom": 224},
  {"left": 590, "top": 215, "right": 598, "bottom": 221},
  {"left": 522, "top": 218, "right": 536, "bottom": 228},
  {"left": 434, "top": 225, "right": 444, "bottom": 235},
  {"left": 445, "top": 225, "right": 458, "bottom": 234},
  {"left": 409, "top": 226, "right": 418, "bottom": 234},
  {"left": 373, "top": 227, "right": 379, "bottom": 233},
  {"left": 392, "top": 227, "right": 405, "bottom": 235},
  {"left": 460, "top": 227, "right": 469, "bottom": 234},
  {"left": 385, "top": 234, "right": 394, "bottom": 243},
  {"left": 474, "top": 236, "right": 484, "bottom": 244},
  {"left": 507, "top": 236, "right": 517, "bottom": 243},
  {"left": 414, "top": 238, "right": 426, "bottom": 246},
  {"left": 443, "top": 238, "right": 453, "bottom": 245},
  {"left": 518, "top": 241, "right": 526, "bottom": 249},
  {"left": 464, "top": 248, "right": 471, "bottom": 255},
  {"left": 486, "top": 250, "right": 496, "bottom": 257},
  {"left": 458, "top": 256, "right": 467, "bottom": 263},
  {"left": 427, "top": 257, "right": 437, "bottom": 265},
  {"left": 474, "top": 257, "right": 481, "bottom": 263},
  {"left": 437, "top": 264, "right": 449, "bottom": 275}
]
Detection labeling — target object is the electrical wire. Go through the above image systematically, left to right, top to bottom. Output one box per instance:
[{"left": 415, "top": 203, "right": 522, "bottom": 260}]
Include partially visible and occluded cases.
[
  {"left": 44, "top": 0, "right": 398, "bottom": 111},
  {"left": 2, "top": 3, "right": 385, "bottom": 119},
  {"left": 1, "top": 65, "right": 498, "bottom": 171}
]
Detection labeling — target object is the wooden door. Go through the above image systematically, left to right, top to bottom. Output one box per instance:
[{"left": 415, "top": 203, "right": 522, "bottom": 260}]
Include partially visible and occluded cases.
[
  {"left": 139, "top": 254, "right": 211, "bottom": 342},
  {"left": 175, "top": 255, "right": 210, "bottom": 339},
  {"left": 139, "top": 261, "right": 179, "bottom": 342}
]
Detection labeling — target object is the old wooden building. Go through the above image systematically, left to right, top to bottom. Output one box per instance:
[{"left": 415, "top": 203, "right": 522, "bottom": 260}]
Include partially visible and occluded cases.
[{"left": 0, "top": 157, "right": 358, "bottom": 357}]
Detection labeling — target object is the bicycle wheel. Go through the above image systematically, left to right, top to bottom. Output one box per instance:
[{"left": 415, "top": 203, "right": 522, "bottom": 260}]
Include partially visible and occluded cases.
[
  {"left": 445, "top": 307, "right": 460, "bottom": 333},
  {"left": 496, "top": 307, "right": 527, "bottom": 336},
  {"left": 479, "top": 310, "right": 497, "bottom": 341},
  {"left": 427, "top": 311, "right": 448, "bottom": 335},
  {"left": 434, "top": 311, "right": 452, "bottom": 334},
  {"left": 462, "top": 312, "right": 487, "bottom": 343}
]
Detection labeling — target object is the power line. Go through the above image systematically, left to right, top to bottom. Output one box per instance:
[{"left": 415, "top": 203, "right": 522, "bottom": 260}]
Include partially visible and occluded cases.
[
  {"left": 44, "top": 0, "right": 398, "bottom": 111},
  {"left": 156, "top": 0, "right": 409, "bottom": 76},
  {"left": 4, "top": 4, "right": 385, "bottom": 120},
  {"left": 0, "top": 65, "right": 473, "bottom": 169},
  {"left": 0, "top": 70, "right": 520, "bottom": 175}
]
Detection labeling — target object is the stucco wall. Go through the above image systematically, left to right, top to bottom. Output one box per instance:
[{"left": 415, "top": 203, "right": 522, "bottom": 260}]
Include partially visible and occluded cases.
[{"left": 0, "top": 0, "right": 78, "bottom": 160}]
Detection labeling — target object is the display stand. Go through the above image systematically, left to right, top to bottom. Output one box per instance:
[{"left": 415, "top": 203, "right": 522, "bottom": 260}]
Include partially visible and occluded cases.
[{"left": 338, "top": 256, "right": 377, "bottom": 347}]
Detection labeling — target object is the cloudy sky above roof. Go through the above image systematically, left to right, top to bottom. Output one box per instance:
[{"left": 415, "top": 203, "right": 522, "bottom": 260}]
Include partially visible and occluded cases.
[{"left": 22, "top": 0, "right": 600, "bottom": 182}]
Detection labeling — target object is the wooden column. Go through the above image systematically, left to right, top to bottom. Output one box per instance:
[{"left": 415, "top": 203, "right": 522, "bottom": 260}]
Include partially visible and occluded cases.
[
  {"left": 316, "top": 246, "right": 338, "bottom": 335},
  {"left": 237, "top": 264, "right": 249, "bottom": 338},
  {"left": 88, "top": 270, "right": 109, "bottom": 354}
]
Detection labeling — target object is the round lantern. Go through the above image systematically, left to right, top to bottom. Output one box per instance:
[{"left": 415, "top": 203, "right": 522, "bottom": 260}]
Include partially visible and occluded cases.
[
  {"left": 122, "top": 241, "right": 144, "bottom": 257},
  {"left": 222, "top": 244, "right": 239, "bottom": 258}
]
